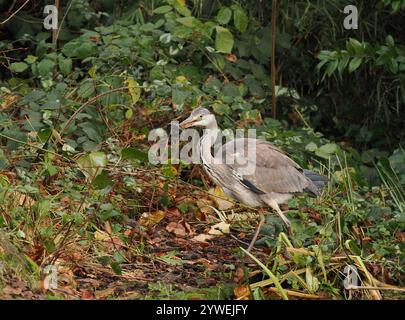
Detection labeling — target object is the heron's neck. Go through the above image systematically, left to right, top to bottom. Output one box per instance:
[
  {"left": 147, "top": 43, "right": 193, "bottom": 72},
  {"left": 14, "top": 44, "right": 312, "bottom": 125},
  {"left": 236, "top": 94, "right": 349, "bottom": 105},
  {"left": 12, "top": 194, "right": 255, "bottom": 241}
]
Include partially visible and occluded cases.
[{"left": 200, "top": 123, "right": 219, "bottom": 164}]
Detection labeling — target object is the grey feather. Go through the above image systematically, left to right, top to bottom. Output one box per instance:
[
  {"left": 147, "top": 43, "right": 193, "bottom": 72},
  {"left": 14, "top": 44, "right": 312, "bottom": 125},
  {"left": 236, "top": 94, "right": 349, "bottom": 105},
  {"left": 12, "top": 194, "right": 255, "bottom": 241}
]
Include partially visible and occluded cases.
[{"left": 219, "top": 138, "right": 319, "bottom": 195}]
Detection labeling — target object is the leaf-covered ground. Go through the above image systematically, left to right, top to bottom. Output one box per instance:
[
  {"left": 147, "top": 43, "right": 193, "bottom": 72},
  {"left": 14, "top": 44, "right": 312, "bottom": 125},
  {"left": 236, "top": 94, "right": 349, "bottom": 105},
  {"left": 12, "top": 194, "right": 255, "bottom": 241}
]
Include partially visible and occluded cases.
[{"left": 0, "top": 125, "right": 404, "bottom": 300}]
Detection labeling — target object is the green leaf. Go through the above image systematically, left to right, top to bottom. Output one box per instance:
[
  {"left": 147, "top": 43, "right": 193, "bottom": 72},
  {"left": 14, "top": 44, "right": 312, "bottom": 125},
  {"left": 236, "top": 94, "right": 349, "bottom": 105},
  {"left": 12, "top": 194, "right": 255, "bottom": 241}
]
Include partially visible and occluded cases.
[
  {"left": 174, "top": 4, "right": 192, "bottom": 17},
  {"left": 153, "top": 5, "right": 172, "bottom": 14},
  {"left": 233, "top": 6, "right": 248, "bottom": 32},
  {"left": 216, "top": 7, "right": 232, "bottom": 25},
  {"left": 176, "top": 16, "right": 196, "bottom": 28},
  {"left": 215, "top": 26, "right": 234, "bottom": 54},
  {"left": 386, "top": 35, "right": 395, "bottom": 47},
  {"left": 62, "top": 41, "right": 97, "bottom": 59},
  {"left": 76, "top": 42, "right": 97, "bottom": 59},
  {"left": 24, "top": 55, "right": 37, "bottom": 64},
  {"left": 337, "top": 55, "right": 350, "bottom": 75},
  {"left": 59, "top": 57, "right": 72, "bottom": 76},
  {"left": 348, "top": 57, "right": 362, "bottom": 73},
  {"left": 37, "top": 59, "right": 54, "bottom": 76},
  {"left": 325, "top": 60, "right": 338, "bottom": 76},
  {"left": 10, "top": 62, "right": 29, "bottom": 73},
  {"left": 77, "top": 81, "right": 95, "bottom": 98},
  {"left": 172, "top": 87, "right": 188, "bottom": 106},
  {"left": 125, "top": 108, "right": 133, "bottom": 119},
  {"left": 81, "top": 124, "right": 101, "bottom": 142},
  {"left": 305, "top": 142, "right": 318, "bottom": 152},
  {"left": 315, "top": 143, "right": 338, "bottom": 158},
  {"left": 319, "top": 143, "right": 338, "bottom": 154},
  {"left": 121, "top": 147, "right": 149, "bottom": 163},
  {"left": 77, "top": 152, "right": 107, "bottom": 181},
  {"left": 162, "top": 164, "right": 178, "bottom": 179},
  {"left": 93, "top": 171, "right": 114, "bottom": 189},
  {"left": 345, "top": 239, "right": 361, "bottom": 255},
  {"left": 241, "top": 248, "right": 288, "bottom": 300},
  {"left": 157, "top": 251, "right": 184, "bottom": 266},
  {"left": 110, "top": 262, "right": 122, "bottom": 275}
]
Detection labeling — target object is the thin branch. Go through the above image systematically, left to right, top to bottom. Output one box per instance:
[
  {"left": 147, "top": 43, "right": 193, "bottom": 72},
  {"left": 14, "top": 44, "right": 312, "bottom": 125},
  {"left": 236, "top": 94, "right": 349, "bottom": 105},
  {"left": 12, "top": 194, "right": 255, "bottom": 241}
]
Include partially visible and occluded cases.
[
  {"left": 0, "top": 0, "right": 31, "bottom": 25},
  {"left": 271, "top": 0, "right": 278, "bottom": 118},
  {"left": 60, "top": 87, "right": 128, "bottom": 136}
]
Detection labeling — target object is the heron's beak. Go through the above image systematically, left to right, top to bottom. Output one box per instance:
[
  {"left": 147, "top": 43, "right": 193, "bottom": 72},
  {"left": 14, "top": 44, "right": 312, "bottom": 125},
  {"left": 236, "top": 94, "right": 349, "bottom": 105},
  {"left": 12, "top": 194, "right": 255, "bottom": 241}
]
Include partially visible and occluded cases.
[{"left": 179, "top": 117, "right": 196, "bottom": 129}]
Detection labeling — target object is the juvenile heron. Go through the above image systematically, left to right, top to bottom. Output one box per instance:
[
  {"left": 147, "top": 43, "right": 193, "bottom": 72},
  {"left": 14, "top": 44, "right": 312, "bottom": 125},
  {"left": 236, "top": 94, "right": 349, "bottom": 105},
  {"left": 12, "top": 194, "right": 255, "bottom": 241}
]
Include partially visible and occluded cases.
[{"left": 180, "top": 107, "right": 326, "bottom": 250}]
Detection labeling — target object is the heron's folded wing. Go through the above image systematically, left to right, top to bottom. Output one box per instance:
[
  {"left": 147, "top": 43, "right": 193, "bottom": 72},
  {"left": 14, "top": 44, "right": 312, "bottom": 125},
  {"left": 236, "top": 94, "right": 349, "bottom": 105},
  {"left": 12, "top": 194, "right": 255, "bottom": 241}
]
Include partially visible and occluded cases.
[{"left": 221, "top": 139, "right": 310, "bottom": 194}]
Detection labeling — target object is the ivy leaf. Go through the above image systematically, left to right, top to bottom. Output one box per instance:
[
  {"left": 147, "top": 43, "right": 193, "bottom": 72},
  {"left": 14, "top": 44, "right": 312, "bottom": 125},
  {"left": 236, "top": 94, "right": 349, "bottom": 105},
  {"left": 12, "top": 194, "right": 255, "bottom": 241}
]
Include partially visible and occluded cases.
[{"left": 215, "top": 26, "right": 234, "bottom": 53}]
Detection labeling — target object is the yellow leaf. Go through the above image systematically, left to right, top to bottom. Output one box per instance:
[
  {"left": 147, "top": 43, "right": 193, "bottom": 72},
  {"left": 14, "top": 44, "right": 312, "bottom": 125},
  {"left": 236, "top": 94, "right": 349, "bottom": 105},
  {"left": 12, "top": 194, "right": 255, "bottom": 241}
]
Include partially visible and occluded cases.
[
  {"left": 88, "top": 66, "right": 97, "bottom": 79},
  {"left": 175, "top": 75, "right": 187, "bottom": 83},
  {"left": 125, "top": 77, "right": 141, "bottom": 104},
  {"left": 0, "top": 94, "right": 18, "bottom": 110},
  {"left": 52, "top": 128, "right": 64, "bottom": 145},
  {"left": 209, "top": 186, "right": 234, "bottom": 210},
  {"left": 139, "top": 210, "right": 165, "bottom": 228},
  {"left": 208, "top": 221, "right": 230, "bottom": 236},
  {"left": 192, "top": 234, "right": 215, "bottom": 243}
]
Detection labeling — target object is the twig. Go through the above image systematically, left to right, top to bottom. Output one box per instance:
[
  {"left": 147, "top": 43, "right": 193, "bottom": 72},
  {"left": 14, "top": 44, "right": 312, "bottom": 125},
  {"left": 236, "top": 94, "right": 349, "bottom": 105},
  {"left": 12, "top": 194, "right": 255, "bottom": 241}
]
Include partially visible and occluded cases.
[
  {"left": 0, "top": 0, "right": 30, "bottom": 25},
  {"left": 55, "top": 0, "right": 74, "bottom": 43},
  {"left": 271, "top": 0, "right": 278, "bottom": 118},
  {"left": 60, "top": 87, "right": 128, "bottom": 136},
  {"left": 0, "top": 132, "right": 72, "bottom": 163}
]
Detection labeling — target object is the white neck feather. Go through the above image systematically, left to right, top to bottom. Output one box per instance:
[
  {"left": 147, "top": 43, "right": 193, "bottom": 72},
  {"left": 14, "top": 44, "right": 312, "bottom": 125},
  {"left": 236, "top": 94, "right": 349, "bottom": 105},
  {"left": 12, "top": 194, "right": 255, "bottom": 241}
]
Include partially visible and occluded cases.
[{"left": 200, "top": 121, "right": 219, "bottom": 165}]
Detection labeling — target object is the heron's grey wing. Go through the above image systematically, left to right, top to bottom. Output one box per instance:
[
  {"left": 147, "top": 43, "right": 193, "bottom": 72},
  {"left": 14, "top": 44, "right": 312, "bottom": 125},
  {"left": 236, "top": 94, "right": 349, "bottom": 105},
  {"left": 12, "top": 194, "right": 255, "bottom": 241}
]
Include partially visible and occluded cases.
[{"left": 220, "top": 138, "right": 311, "bottom": 194}]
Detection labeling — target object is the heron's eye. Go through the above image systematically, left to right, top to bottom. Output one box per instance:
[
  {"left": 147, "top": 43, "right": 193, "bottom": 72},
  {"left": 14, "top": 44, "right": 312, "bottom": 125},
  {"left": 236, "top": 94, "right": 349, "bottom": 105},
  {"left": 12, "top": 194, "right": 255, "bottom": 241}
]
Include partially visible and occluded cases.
[{"left": 198, "top": 114, "right": 203, "bottom": 119}]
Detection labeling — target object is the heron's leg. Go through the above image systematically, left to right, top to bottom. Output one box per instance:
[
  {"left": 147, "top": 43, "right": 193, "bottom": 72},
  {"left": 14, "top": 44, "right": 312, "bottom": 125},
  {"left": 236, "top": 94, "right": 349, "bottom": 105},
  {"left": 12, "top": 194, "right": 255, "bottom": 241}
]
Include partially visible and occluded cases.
[
  {"left": 267, "top": 199, "right": 292, "bottom": 233},
  {"left": 247, "top": 213, "right": 265, "bottom": 252}
]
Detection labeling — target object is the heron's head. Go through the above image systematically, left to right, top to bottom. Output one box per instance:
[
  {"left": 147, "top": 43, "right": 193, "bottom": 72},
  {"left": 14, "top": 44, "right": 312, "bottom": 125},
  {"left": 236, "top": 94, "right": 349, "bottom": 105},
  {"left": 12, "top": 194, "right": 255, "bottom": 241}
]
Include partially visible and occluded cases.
[{"left": 179, "top": 107, "right": 216, "bottom": 129}]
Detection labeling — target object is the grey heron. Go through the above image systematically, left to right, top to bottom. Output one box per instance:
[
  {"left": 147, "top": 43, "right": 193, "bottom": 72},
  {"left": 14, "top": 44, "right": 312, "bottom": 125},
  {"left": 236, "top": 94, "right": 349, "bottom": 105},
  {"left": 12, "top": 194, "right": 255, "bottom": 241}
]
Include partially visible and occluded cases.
[{"left": 180, "top": 107, "right": 327, "bottom": 250}]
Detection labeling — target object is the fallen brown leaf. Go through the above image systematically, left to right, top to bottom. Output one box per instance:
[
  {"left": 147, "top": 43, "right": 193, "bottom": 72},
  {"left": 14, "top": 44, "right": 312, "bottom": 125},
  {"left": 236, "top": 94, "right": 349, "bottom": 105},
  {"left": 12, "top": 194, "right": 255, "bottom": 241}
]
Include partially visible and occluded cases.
[
  {"left": 225, "top": 54, "right": 237, "bottom": 62},
  {"left": 139, "top": 210, "right": 165, "bottom": 228},
  {"left": 166, "top": 220, "right": 194, "bottom": 237},
  {"left": 166, "top": 221, "right": 187, "bottom": 237},
  {"left": 192, "top": 234, "right": 215, "bottom": 243},
  {"left": 233, "top": 267, "right": 245, "bottom": 283},
  {"left": 234, "top": 285, "right": 250, "bottom": 300},
  {"left": 80, "top": 288, "right": 94, "bottom": 300}
]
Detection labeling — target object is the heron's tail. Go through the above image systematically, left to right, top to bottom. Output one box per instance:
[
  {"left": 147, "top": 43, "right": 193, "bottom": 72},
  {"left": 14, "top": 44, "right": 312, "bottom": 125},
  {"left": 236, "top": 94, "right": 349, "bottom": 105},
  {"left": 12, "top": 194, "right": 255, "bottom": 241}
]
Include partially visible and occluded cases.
[{"left": 303, "top": 169, "right": 328, "bottom": 195}]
